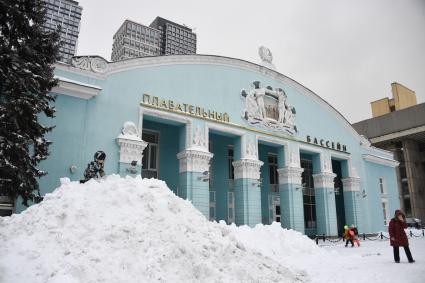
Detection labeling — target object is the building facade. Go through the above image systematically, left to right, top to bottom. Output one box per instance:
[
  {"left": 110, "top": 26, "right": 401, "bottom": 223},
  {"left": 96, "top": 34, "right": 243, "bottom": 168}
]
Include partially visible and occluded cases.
[
  {"left": 43, "top": 0, "right": 83, "bottom": 63},
  {"left": 111, "top": 17, "right": 196, "bottom": 61},
  {"left": 149, "top": 17, "right": 196, "bottom": 56},
  {"left": 111, "top": 20, "right": 161, "bottom": 62},
  {"left": 6, "top": 53, "right": 400, "bottom": 236},
  {"left": 354, "top": 87, "right": 425, "bottom": 224}
]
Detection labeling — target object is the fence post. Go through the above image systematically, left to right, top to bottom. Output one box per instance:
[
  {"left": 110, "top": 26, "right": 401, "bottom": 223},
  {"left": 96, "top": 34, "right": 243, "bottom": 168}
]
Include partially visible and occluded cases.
[
  {"left": 423, "top": 229, "right": 424, "bottom": 237},
  {"left": 410, "top": 230, "right": 413, "bottom": 238},
  {"left": 380, "top": 232, "right": 383, "bottom": 239},
  {"left": 363, "top": 233, "right": 365, "bottom": 240},
  {"left": 323, "top": 234, "right": 326, "bottom": 242},
  {"left": 316, "top": 236, "right": 319, "bottom": 245}
]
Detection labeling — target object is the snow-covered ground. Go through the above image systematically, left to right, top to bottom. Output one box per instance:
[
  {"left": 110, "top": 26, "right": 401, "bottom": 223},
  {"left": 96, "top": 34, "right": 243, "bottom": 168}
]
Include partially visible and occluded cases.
[{"left": 0, "top": 175, "right": 424, "bottom": 283}]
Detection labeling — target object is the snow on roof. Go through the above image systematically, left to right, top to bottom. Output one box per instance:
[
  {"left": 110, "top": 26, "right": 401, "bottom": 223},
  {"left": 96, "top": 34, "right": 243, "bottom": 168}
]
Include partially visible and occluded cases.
[
  {"left": 55, "top": 75, "right": 102, "bottom": 90},
  {"left": 0, "top": 175, "right": 311, "bottom": 282}
]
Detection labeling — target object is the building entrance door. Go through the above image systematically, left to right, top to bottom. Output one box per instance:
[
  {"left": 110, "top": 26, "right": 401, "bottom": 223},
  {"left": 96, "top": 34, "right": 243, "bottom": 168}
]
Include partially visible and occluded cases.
[
  {"left": 142, "top": 130, "right": 159, "bottom": 178},
  {"left": 269, "top": 195, "right": 281, "bottom": 223}
]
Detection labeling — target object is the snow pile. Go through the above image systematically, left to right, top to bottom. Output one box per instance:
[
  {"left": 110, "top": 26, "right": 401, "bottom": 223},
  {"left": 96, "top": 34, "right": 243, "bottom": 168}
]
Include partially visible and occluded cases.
[
  {"left": 0, "top": 175, "right": 310, "bottom": 283},
  {"left": 223, "top": 222, "right": 324, "bottom": 261}
]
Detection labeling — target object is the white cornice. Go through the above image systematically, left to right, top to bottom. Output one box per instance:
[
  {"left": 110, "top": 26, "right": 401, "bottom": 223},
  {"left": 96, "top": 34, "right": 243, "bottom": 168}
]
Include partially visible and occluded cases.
[
  {"left": 52, "top": 76, "right": 102, "bottom": 99},
  {"left": 140, "top": 105, "right": 190, "bottom": 124},
  {"left": 363, "top": 154, "right": 399, "bottom": 168}
]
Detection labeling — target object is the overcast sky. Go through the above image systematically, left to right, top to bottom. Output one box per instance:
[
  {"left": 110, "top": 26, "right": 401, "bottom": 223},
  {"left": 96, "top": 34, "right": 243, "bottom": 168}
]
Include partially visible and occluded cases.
[{"left": 75, "top": 0, "right": 425, "bottom": 123}]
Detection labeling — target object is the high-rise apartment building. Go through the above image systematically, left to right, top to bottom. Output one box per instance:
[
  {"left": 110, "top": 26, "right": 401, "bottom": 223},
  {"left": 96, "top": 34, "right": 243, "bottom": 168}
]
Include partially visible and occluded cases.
[
  {"left": 43, "top": 0, "right": 83, "bottom": 63},
  {"left": 111, "top": 17, "right": 196, "bottom": 61},
  {"left": 149, "top": 17, "right": 196, "bottom": 56},
  {"left": 111, "top": 20, "right": 161, "bottom": 62}
]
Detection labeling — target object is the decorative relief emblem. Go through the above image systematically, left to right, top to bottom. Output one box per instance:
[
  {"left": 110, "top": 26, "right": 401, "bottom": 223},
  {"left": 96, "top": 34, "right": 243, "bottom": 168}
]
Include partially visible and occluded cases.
[
  {"left": 259, "top": 46, "right": 273, "bottom": 64},
  {"left": 71, "top": 56, "right": 108, "bottom": 73},
  {"left": 241, "top": 81, "right": 297, "bottom": 135},
  {"left": 116, "top": 121, "right": 147, "bottom": 164},
  {"left": 121, "top": 121, "right": 139, "bottom": 137},
  {"left": 192, "top": 125, "right": 206, "bottom": 149},
  {"left": 245, "top": 138, "right": 258, "bottom": 159}
]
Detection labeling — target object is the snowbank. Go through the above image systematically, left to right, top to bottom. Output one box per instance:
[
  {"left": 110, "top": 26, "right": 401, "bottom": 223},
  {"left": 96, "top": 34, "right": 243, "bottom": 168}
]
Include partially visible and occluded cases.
[{"left": 0, "top": 175, "right": 310, "bottom": 283}]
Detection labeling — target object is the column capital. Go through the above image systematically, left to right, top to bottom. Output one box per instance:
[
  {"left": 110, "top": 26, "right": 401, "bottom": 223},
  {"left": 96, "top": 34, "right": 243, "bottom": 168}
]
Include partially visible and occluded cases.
[
  {"left": 177, "top": 149, "right": 213, "bottom": 173},
  {"left": 232, "top": 158, "right": 263, "bottom": 180},
  {"left": 277, "top": 166, "right": 304, "bottom": 185},
  {"left": 312, "top": 172, "right": 336, "bottom": 188},
  {"left": 341, "top": 177, "right": 361, "bottom": 192}
]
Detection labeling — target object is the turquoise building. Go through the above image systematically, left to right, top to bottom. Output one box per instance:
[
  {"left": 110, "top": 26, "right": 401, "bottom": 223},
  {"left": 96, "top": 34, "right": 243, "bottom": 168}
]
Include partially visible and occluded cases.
[{"left": 18, "top": 53, "right": 400, "bottom": 236}]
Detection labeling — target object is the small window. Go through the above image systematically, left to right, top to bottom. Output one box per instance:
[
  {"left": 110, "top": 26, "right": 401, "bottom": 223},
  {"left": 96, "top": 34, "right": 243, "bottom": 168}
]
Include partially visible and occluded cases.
[
  {"left": 228, "top": 146, "right": 234, "bottom": 180},
  {"left": 268, "top": 154, "right": 278, "bottom": 185},
  {"left": 379, "top": 178, "right": 386, "bottom": 195},
  {"left": 382, "top": 201, "right": 389, "bottom": 225}
]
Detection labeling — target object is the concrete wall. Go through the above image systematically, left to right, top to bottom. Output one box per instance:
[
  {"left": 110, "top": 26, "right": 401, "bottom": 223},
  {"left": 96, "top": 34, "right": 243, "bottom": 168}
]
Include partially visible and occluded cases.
[
  {"left": 392, "top": 82, "right": 417, "bottom": 111},
  {"left": 403, "top": 139, "right": 425, "bottom": 222}
]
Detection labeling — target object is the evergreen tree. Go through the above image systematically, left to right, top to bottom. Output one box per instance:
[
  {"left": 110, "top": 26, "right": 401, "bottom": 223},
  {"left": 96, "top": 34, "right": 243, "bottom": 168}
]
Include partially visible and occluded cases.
[{"left": 0, "top": 0, "right": 60, "bottom": 207}]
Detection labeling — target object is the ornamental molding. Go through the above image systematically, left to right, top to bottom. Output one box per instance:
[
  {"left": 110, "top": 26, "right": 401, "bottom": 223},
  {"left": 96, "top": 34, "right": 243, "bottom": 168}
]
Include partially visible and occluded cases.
[
  {"left": 71, "top": 56, "right": 108, "bottom": 73},
  {"left": 240, "top": 81, "right": 297, "bottom": 135},
  {"left": 116, "top": 121, "right": 147, "bottom": 164},
  {"left": 177, "top": 149, "right": 213, "bottom": 173},
  {"left": 362, "top": 154, "right": 399, "bottom": 168},
  {"left": 232, "top": 159, "right": 264, "bottom": 180},
  {"left": 277, "top": 166, "right": 304, "bottom": 185},
  {"left": 312, "top": 172, "right": 336, "bottom": 188},
  {"left": 341, "top": 177, "right": 361, "bottom": 192}
]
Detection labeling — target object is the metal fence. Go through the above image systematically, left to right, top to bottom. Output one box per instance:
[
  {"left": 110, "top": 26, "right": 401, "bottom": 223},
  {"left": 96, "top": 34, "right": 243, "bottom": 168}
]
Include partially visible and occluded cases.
[{"left": 314, "top": 229, "right": 425, "bottom": 245}]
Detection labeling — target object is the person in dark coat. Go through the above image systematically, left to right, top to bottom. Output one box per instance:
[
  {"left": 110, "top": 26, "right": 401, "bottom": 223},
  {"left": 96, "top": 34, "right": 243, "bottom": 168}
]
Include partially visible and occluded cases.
[
  {"left": 80, "top": 151, "right": 106, "bottom": 183},
  {"left": 388, "top": 209, "right": 415, "bottom": 263}
]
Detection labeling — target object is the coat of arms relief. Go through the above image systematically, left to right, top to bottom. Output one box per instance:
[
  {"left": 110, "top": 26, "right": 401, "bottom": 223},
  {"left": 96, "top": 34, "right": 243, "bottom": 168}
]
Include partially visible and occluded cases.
[{"left": 241, "top": 81, "right": 297, "bottom": 135}]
